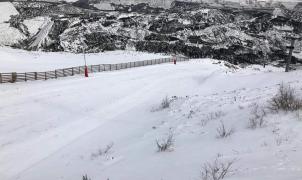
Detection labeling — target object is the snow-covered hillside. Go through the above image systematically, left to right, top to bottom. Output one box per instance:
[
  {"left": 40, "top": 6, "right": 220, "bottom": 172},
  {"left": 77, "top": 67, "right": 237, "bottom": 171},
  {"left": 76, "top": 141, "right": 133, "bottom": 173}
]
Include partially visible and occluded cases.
[
  {"left": 2, "top": 0, "right": 301, "bottom": 64},
  {"left": 0, "top": 2, "right": 26, "bottom": 46},
  {"left": 0, "top": 2, "right": 19, "bottom": 23},
  {"left": 1, "top": 53, "right": 302, "bottom": 180}
]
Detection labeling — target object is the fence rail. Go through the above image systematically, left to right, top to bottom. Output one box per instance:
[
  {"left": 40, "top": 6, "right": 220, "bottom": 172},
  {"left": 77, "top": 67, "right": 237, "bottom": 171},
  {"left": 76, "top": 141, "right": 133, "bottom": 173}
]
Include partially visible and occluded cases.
[{"left": 0, "top": 56, "right": 189, "bottom": 84}]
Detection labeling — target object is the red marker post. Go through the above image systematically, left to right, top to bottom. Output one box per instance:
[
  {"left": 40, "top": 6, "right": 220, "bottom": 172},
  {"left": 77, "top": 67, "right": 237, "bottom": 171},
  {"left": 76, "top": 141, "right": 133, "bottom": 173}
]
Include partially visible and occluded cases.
[
  {"left": 83, "top": 49, "right": 89, "bottom": 77},
  {"left": 173, "top": 56, "right": 176, "bottom": 65},
  {"left": 84, "top": 66, "right": 88, "bottom": 77}
]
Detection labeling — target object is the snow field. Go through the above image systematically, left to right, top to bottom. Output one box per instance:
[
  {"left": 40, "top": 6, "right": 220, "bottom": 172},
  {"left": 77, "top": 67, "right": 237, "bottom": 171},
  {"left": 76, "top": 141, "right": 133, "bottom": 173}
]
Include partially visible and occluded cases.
[
  {"left": 0, "top": 47, "right": 171, "bottom": 73},
  {"left": 1, "top": 58, "right": 302, "bottom": 180}
]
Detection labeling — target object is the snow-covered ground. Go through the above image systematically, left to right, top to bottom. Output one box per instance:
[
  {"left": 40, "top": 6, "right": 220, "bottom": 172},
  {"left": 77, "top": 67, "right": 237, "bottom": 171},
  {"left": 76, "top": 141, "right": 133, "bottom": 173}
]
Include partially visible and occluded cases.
[
  {"left": 0, "top": 47, "right": 171, "bottom": 72},
  {"left": 1, "top": 54, "right": 302, "bottom": 180}
]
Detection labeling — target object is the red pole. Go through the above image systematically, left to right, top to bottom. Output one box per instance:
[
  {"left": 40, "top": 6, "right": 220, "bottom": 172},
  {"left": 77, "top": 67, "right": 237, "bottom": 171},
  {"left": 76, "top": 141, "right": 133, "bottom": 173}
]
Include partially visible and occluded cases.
[
  {"left": 83, "top": 48, "right": 89, "bottom": 77},
  {"left": 174, "top": 57, "right": 176, "bottom": 65},
  {"left": 85, "top": 66, "right": 89, "bottom": 77}
]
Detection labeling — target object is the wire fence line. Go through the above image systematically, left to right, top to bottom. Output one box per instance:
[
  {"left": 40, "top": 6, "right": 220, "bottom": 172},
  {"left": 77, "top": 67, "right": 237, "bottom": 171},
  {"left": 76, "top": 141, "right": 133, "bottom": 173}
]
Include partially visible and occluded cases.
[{"left": 0, "top": 56, "right": 189, "bottom": 84}]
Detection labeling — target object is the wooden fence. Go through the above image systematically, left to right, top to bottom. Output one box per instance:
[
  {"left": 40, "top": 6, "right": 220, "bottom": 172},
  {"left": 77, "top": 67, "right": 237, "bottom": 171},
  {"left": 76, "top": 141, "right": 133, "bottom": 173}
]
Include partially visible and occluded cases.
[{"left": 0, "top": 56, "right": 189, "bottom": 84}]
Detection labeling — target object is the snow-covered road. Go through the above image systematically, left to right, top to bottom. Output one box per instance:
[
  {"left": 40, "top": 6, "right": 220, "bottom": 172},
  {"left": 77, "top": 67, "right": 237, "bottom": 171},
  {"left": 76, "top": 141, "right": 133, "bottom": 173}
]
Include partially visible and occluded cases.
[{"left": 1, "top": 59, "right": 302, "bottom": 180}]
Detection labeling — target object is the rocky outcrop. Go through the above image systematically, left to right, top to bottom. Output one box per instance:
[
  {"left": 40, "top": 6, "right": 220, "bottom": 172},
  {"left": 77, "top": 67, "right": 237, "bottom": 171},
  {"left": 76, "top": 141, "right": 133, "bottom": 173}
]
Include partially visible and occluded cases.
[{"left": 292, "top": 3, "right": 302, "bottom": 22}]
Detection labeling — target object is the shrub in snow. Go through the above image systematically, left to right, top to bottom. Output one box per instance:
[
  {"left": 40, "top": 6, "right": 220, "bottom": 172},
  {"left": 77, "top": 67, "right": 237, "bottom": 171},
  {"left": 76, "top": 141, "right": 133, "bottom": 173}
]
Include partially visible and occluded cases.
[
  {"left": 269, "top": 83, "right": 302, "bottom": 112},
  {"left": 160, "top": 96, "right": 170, "bottom": 109},
  {"left": 248, "top": 104, "right": 266, "bottom": 129},
  {"left": 187, "top": 110, "right": 195, "bottom": 118},
  {"left": 295, "top": 110, "right": 302, "bottom": 121},
  {"left": 201, "top": 111, "right": 225, "bottom": 126},
  {"left": 216, "top": 121, "right": 234, "bottom": 138},
  {"left": 156, "top": 133, "right": 174, "bottom": 152},
  {"left": 275, "top": 135, "right": 289, "bottom": 146},
  {"left": 91, "top": 143, "right": 114, "bottom": 159},
  {"left": 201, "top": 156, "right": 235, "bottom": 180},
  {"left": 83, "top": 174, "right": 91, "bottom": 180}
]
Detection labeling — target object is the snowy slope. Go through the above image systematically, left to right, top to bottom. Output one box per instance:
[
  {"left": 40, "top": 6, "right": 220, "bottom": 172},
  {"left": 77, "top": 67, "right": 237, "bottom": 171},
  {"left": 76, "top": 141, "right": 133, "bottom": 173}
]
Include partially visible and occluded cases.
[
  {"left": 0, "top": 2, "right": 26, "bottom": 46},
  {"left": 0, "top": 2, "right": 19, "bottom": 23},
  {"left": 23, "top": 17, "right": 51, "bottom": 37},
  {"left": 29, "top": 19, "right": 54, "bottom": 49},
  {"left": 0, "top": 47, "right": 171, "bottom": 72},
  {"left": 1, "top": 55, "right": 302, "bottom": 180}
]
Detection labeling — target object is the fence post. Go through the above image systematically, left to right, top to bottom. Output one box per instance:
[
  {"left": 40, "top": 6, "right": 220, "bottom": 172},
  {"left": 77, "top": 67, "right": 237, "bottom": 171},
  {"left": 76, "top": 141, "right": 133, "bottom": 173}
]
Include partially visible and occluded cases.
[
  {"left": 110, "top": 64, "right": 112, "bottom": 71},
  {"left": 72, "top": 68, "right": 74, "bottom": 76},
  {"left": 63, "top": 69, "right": 65, "bottom": 77},
  {"left": 11, "top": 72, "right": 17, "bottom": 83},
  {"left": 45, "top": 72, "right": 47, "bottom": 80},
  {"left": 0, "top": 73, "right": 2, "bottom": 83},
  {"left": 25, "top": 73, "right": 27, "bottom": 81}
]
